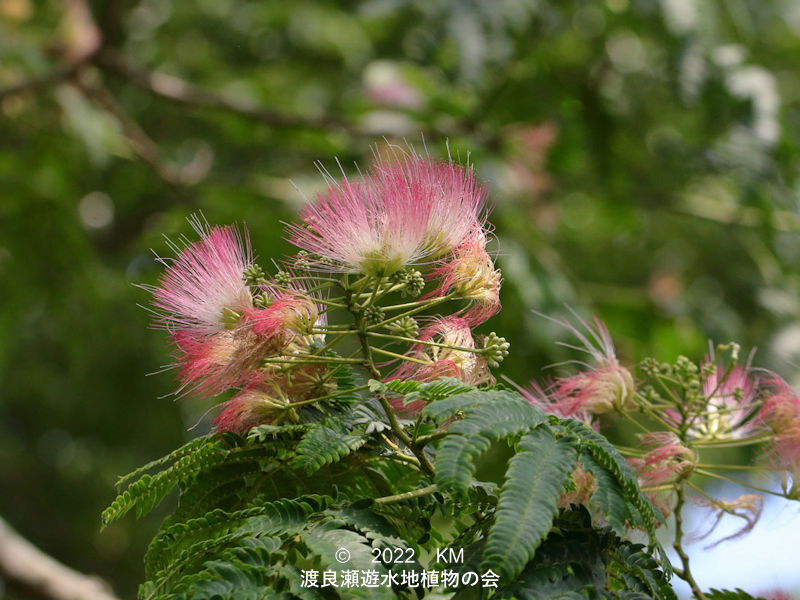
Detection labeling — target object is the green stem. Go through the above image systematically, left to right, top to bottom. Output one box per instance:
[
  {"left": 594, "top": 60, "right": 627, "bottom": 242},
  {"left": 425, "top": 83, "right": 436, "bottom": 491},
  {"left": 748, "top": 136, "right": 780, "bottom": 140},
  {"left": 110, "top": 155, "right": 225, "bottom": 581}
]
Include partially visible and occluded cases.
[
  {"left": 345, "top": 288, "right": 436, "bottom": 478},
  {"left": 367, "top": 294, "right": 455, "bottom": 330},
  {"left": 367, "top": 331, "right": 485, "bottom": 354},
  {"left": 370, "top": 346, "right": 430, "bottom": 365},
  {"left": 262, "top": 355, "right": 362, "bottom": 365},
  {"left": 288, "top": 384, "right": 372, "bottom": 407},
  {"left": 619, "top": 410, "right": 654, "bottom": 435},
  {"left": 414, "top": 431, "right": 449, "bottom": 446},
  {"left": 692, "top": 434, "right": 771, "bottom": 449},
  {"left": 697, "top": 463, "right": 768, "bottom": 471},
  {"left": 694, "top": 468, "right": 788, "bottom": 498},
  {"left": 673, "top": 483, "right": 707, "bottom": 599},
  {"left": 375, "top": 484, "right": 438, "bottom": 505}
]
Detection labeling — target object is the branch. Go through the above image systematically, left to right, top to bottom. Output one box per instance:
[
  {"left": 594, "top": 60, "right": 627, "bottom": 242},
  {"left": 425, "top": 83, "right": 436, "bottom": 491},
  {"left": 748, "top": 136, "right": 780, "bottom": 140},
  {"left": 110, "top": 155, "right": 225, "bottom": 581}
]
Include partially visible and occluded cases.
[
  {"left": 0, "top": 0, "right": 101, "bottom": 102},
  {"left": 96, "top": 51, "right": 497, "bottom": 143},
  {"left": 97, "top": 51, "right": 366, "bottom": 136},
  {"left": 73, "top": 71, "right": 212, "bottom": 186},
  {"left": 0, "top": 515, "right": 121, "bottom": 600}
]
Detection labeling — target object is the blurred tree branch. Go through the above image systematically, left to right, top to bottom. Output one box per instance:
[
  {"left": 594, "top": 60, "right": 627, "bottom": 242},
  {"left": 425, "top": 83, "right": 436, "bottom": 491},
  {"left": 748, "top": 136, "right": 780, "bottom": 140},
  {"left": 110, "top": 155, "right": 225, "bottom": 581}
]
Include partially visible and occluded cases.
[
  {"left": 0, "top": 0, "right": 101, "bottom": 102},
  {"left": 96, "top": 51, "right": 368, "bottom": 137},
  {"left": 0, "top": 515, "right": 120, "bottom": 600}
]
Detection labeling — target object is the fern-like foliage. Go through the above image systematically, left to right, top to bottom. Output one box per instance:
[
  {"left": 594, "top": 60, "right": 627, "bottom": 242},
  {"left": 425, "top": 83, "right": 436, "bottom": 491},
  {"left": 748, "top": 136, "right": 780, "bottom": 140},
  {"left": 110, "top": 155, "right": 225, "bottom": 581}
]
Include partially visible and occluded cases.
[
  {"left": 105, "top": 381, "right": 677, "bottom": 599},
  {"left": 292, "top": 420, "right": 369, "bottom": 474},
  {"left": 481, "top": 426, "right": 578, "bottom": 580},
  {"left": 491, "top": 507, "right": 676, "bottom": 600},
  {"left": 704, "top": 590, "right": 771, "bottom": 600}
]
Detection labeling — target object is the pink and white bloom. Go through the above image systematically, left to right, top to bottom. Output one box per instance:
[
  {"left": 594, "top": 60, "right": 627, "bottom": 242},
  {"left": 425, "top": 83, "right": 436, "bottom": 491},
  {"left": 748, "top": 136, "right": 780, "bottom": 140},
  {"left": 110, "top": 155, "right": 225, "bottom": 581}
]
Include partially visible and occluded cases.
[
  {"left": 286, "top": 154, "right": 488, "bottom": 276},
  {"left": 150, "top": 218, "right": 253, "bottom": 335},
  {"left": 149, "top": 221, "right": 323, "bottom": 399},
  {"left": 429, "top": 233, "right": 501, "bottom": 326},
  {"left": 544, "top": 311, "right": 636, "bottom": 416},
  {"left": 387, "top": 316, "right": 492, "bottom": 412},
  {"left": 391, "top": 316, "right": 492, "bottom": 385},
  {"left": 214, "top": 352, "right": 337, "bottom": 434},
  {"left": 685, "top": 357, "right": 761, "bottom": 441},
  {"left": 213, "top": 373, "right": 289, "bottom": 434},
  {"left": 757, "top": 376, "right": 800, "bottom": 495},
  {"left": 508, "top": 378, "right": 595, "bottom": 428},
  {"left": 627, "top": 431, "right": 695, "bottom": 518},
  {"left": 628, "top": 432, "right": 695, "bottom": 488}
]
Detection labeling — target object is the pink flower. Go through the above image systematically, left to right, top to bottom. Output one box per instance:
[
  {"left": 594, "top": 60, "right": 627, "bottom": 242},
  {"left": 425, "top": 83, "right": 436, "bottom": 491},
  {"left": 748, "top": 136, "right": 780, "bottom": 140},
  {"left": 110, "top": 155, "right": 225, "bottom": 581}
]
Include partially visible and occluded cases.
[
  {"left": 286, "top": 153, "right": 487, "bottom": 276},
  {"left": 150, "top": 218, "right": 253, "bottom": 335},
  {"left": 149, "top": 222, "right": 323, "bottom": 398},
  {"left": 429, "top": 233, "right": 501, "bottom": 326},
  {"left": 176, "top": 290, "right": 320, "bottom": 398},
  {"left": 544, "top": 311, "right": 635, "bottom": 416},
  {"left": 387, "top": 316, "right": 492, "bottom": 412},
  {"left": 394, "top": 316, "right": 491, "bottom": 383},
  {"left": 172, "top": 328, "right": 276, "bottom": 398},
  {"left": 684, "top": 357, "right": 762, "bottom": 441},
  {"left": 213, "top": 359, "right": 335, "bottom": 434},
  {"left": 213, "top": 374, "right": 289, "bottom": 434},
  {"left": 757, "top": 377, "right": 800, "bottom": 494},
  {"left": 507, "top": 378, "right": 596, "bottom": 428},
  {"left": 628, "top": 432, "right": 695, "bottom": 488},
  {"left": 628, "top": 432, "right": 695, "bottom": 518},
  {"left": 557, "top": 463, "right": 597, "bottom": 509},
  {"left": 691, "top": 493, "right": 763, "bottom": 549}
]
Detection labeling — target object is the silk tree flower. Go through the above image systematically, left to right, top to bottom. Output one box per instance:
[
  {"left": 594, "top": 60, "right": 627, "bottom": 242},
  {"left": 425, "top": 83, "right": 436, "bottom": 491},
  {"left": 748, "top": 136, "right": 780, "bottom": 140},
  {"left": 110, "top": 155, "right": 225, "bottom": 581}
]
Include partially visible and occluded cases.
[
  {"left": 286, "top": 153, "right": 487, "bottom": 276},
  {"left": 150, "top": 218, "right": 254, "bottom": 335},
  {"left": 148, "top": 222, "right": 321, "bottom": 398},
  {"left": 429, "top": 233, "right": 501, "bottom": 326},
  {"left": 169, "top": 291, "right": 319, "bottom": 399},
  {"left": 545, "top": 312, "right": 636, "bottom": 417},
  {"left": 387, "top": 316, "right": 492, "bottom": 412},
  {"left": 394, "top": 316, "right": 492, "bottom": 385},
  {"left": 214, "top": 358, "right": 335, "bottom": 434},
  {"left": 686, "top": 359, "right": 761, "bottom": 441},
  {"left": 213, "top": 373, "right": 291, "bottom": 434},
  {"left": 507, "top": 377, "right": 595, "bottom": 428},
  {"left": 757, "top": 377, "right": 800, "bottom": 495},
  {"left": 628, "top": 432, "right": 695, "bottom": 518},
  {"left": 628, "top": 432, "right": 695, "bottom": 487},
  {"left": 556, "top": 463, "right": 597, "bottom": 510},
  {"left": 692, "top": 494, "right": 764, "bottom": 549}
]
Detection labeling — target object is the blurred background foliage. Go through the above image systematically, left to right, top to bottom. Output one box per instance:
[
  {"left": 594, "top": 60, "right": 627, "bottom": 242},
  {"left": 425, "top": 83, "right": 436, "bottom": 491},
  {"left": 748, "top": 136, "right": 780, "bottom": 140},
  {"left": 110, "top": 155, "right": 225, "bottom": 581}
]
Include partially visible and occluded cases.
[{"left": 1, "top": 0, "right": 800, "bottom": 597}]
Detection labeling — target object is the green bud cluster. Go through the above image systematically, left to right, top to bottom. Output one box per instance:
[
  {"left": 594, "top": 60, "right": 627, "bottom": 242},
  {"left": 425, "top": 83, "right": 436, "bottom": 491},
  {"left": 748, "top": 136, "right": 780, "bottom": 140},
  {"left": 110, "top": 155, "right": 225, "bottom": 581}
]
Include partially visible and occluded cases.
[
  {"left": 243, "top": 263, "right": 267, "bottom": 287},
  {"left": 390, "top": 268, "right": 425, "bottom": 297},
  {"left": 273, "top": 271, "right": 291, "bottom": 287},
  {"left": 253, "top": 293, "right": 272, "bottom": 308},
  {"left": 362, "top": 305, "right": 385, "bottom": 325},
  {"left": 384, "top": 316, "right": 419, "bottom": 339},
  {"left": 481, "top": 332, "right": 509, "bottom": 368}
]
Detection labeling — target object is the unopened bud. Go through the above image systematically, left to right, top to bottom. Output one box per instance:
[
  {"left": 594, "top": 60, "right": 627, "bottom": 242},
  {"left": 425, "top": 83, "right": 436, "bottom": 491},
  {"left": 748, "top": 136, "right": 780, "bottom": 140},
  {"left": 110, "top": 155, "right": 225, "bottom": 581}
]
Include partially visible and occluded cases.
[
  {"left": 243, "top": 264, "right": 267, "bottom": 287},
  {"left": 402, "top": 270, "right": 425, "bottom": 297},
  {"left": 273, "top": 271, "right": 291, "bottom": 287},
  {"left": 253, "top": 293, "right": 272, "bottom": 308},
  {"left": 363, "top": 305, "right": 385, "bottom": 325},
  {"left": 385, "top": 316, "right": 419, "bottom": 338},
  {"left": 481, "top": 332, "right": 509, "bottom": 368}
]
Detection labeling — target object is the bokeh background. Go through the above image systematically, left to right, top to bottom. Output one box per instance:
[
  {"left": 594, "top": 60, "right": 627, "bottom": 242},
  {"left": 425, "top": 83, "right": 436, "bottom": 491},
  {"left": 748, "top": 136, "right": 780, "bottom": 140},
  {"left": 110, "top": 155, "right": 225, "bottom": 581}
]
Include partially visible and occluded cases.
[{"left": 2, "top": 0, "right": 800, "bottom": 597}]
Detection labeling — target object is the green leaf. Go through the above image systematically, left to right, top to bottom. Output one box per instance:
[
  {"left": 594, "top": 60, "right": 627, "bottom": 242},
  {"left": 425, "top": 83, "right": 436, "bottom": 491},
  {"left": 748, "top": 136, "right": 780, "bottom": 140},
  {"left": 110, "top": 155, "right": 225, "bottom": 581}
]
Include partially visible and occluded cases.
[
  {"left": 434, "top": 391, "right": 545, "bottom": 495},
  {"left": 292, "top": 421, "right": 369, "bottom": 474},
  {"left": 481, "top": 426, "right": 577, "bottom": 580},
  {"left": 578, "top": 451, "right": 629, "bottom": 535},
  {"left": 302, "top": 521, "right": 395, "bottom": 599}
]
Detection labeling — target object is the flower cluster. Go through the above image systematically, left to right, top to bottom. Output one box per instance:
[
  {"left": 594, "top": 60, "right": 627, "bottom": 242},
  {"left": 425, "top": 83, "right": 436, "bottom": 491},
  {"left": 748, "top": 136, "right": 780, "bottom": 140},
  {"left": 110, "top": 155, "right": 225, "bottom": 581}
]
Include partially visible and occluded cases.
[
  {"left": 146, "top": 151, "right": 506, "bottom": 433},
  {"left": 513, "top": 310, "right": 800, "bottom": 542},
  {"left": 514, "top": 312, "right": 635, "bottom": 424}
]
